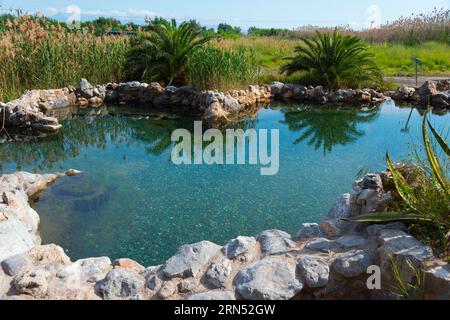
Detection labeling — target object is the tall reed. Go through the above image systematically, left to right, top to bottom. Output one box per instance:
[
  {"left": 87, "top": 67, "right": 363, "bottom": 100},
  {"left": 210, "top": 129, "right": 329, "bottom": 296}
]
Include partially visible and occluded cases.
[
  {"left": 0, "top": 15, "right": 130, "bottom": 102},
  {"left": 187, "top": 45, "right": 260, "bottom": 91}
]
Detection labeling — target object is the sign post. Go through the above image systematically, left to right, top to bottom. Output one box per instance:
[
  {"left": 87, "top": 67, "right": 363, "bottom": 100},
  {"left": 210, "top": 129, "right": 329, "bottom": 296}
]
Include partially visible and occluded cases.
[{"left": 412, "top": 57, "right": 421, "bottom": 86}]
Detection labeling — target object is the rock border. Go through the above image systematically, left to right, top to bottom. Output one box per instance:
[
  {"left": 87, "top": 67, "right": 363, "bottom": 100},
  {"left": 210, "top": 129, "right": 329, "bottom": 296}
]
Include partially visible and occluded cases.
[
  {"left": 1, "top": 79, "right": 448, "bottom": 136},
  {"left": 0, "top": 169, "right": 448, "bottom": 300}
]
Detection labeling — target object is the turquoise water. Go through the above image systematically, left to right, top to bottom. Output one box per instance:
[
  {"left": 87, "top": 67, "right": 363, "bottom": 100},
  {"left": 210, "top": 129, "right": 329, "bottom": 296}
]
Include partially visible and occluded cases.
[{"left": 0, "top": 102, "right": 448, "bottom": 266}]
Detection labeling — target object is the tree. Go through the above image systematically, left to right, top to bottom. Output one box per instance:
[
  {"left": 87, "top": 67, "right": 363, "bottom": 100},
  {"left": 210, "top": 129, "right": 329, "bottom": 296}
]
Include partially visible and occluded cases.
[
  {"left": 124, "top": 18, "right": 211, "bottom": 85},
  {"left": 281, "top": 29, "right": 383, "bottom": 89}
]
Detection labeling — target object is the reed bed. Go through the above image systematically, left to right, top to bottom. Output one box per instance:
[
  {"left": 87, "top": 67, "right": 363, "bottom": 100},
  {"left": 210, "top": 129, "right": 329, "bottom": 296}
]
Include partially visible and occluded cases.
[
  {"left": 0, "top": 15, "right": 130, "bottom": 102},
  {"left": 187, "top": 45, "right": 260, "bottom": 91}
]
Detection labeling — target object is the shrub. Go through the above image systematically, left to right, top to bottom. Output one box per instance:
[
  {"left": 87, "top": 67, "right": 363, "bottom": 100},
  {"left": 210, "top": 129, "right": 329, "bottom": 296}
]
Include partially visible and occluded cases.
[
  {"left": 124, "top": 18, "right": 211, "bottom": 86},
  {"left": 281, "top": 29, "right": 383, "bottom": 89},
  {"left": 187, "top": 46, "right": 260, "bottom": 91}
]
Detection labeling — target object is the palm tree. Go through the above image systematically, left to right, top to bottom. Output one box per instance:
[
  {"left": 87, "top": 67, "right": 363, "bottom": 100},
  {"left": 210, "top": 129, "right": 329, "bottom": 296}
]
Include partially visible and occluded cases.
[
  {"left": 124, "top": 18, "right": 211, "bottom": 86},
  {"left": 281, "top": 29, "right": 383, "bottom": 89},
  {"left": 281, "top": 106, "right": 380, "bottom": 154}
]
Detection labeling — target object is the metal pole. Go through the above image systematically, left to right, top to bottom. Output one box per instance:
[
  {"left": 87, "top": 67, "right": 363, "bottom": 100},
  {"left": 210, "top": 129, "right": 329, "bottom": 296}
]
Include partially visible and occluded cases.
[{"left": 416, "top": 62, "right": 418, "bottom": 87}]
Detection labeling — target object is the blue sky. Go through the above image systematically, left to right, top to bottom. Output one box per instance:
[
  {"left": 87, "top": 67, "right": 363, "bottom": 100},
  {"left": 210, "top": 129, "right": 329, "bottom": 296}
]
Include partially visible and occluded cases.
[{"left": 0, "top": 0, "right": 448, "bottom": 29}]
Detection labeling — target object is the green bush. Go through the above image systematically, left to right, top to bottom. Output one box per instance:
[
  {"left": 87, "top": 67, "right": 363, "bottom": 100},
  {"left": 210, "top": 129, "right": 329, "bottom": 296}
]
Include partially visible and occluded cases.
[
  {"left": 124, "top": 18, "right": 211, "bottom": 86},
  {"left": 281, "top": 29, "right": 383, "bottom": 89},
  {"left": 187, "top": 46, "right": 260, "bottom": 91}
]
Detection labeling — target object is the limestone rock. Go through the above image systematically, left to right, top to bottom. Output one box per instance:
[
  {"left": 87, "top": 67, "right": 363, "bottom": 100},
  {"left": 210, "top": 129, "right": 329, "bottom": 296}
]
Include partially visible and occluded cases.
[
  {"left": 78, "top": 79, "right": 94, "bottom": 98},
  {"left": 328, "top": 193, "right": 350, "bottom": 219},
  {"left": 0, "top": 218, "right": 36, "bottom": 262},
  {"left": 294, "top": 223, "right": 323, "bottom": 240},
  {"left": 378, "top": 229, "right": 434, "bottom": 278},
  {"left": 256, "top": 230, "right": 296, "bottom": 255},
  {"left": 336, "top": 235, "right": 369, "bottom": 249},
  {"left": 223, "top": 236, "right": 256, "bottom": 259},
  {"left": 304, "top": 238, "right": 339, "bottom": 252},
  {"left": 163, "top": 241, "right": 222, "bottom": 278},
  {"left": 332, "top": 250, "right": 372, "bottom": 278},
  {"left": 2, "top": 254, "right": 27, "bottom": 276},
  {"left": 297, "top": 256, "right": 329, "bottom": 288},
  {"left": 56, "top": 257, "right": 111, "bottom": 282},
  {"left": 112, "top": 258, "right": 145, "bottom": 272},
  {"left": 204, "top": 258, "right": 232, "bottom": 289},
  {"left": 235, "top": 258, "right": 303, "bottom": 300},
  {"left": 425, "top": 264, "right": 450, "bottom": 300},
  {"left": 13, "top": 268, "right": 50, "bottom": 297},
  {"left": 95, "top": 268, "right": 145, "bottom": 300},
  {"left": 178, "top": 278, "right": 199, "bottom": 293},
  {"left": 158, "top": 281, "right": 177, "bottom": 299},
  {"left": 188, "top": 290, "right": 236, "bottom": 300}
]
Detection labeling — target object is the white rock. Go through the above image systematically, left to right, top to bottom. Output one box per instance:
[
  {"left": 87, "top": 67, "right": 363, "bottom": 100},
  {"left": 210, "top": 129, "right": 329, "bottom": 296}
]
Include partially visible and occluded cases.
[
  {"left": 223, "top": 236, "right": 256, "bottom": 259},
  {"left": 188, "top": 290, "right": 236, "bottom": 300}
]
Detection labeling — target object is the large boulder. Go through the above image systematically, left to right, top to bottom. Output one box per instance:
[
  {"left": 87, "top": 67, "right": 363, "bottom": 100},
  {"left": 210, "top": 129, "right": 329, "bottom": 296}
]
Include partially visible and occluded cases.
[
  {"left": 162, "top": 241, "right": 222, "bottom": 278},
  {"left": 235, "top": 258, "right": 303, "bottom": 300}
]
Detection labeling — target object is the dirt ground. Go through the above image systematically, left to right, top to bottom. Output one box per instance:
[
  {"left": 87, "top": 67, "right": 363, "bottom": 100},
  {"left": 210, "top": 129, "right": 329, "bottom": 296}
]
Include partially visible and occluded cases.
[{"left": 385, "top": 76, "right": 450, "bottom": 87}]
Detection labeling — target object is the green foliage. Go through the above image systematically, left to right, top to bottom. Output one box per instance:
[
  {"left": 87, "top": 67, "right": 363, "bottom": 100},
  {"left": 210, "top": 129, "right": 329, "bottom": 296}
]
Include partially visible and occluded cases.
[
  {"left": 124, "top": 18, "right": 211, "bottom": 86},
  {"left": 217, "top": 23, "right": 242, "bottom": 39},
  {"left": 281, "top": 30, "right": 383, "bottom": 89},
  {"left": 187, "top": 45, "right": 260, "bottom": 91},
  {"left": 348, "top": 112, "right": 450, "bottom": 256},
  {"left": 390, "top": 256, "right": 426, "bottom": 300}
]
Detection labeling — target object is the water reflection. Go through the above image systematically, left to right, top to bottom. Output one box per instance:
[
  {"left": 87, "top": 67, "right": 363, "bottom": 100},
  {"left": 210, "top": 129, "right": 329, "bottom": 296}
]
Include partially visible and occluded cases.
[
  {"left": 1, "top": 104, "right": 448, "bottom": 172},
  {"left": 280, "top": 105, "right": 381, "bottom": 154}
]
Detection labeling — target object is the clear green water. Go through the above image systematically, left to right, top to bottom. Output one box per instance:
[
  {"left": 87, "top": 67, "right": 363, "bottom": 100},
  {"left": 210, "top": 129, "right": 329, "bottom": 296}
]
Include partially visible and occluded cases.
[{"left": 0, "top": 102, "right": 448, "bottom": 266}]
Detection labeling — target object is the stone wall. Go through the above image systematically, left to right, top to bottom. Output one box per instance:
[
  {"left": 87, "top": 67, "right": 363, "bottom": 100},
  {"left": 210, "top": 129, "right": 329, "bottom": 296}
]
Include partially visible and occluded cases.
[
  {"left": 1, "top": 79, "right": 449, "bottom": 137},
  {"left": 0, "top": 170, "right": 448, "bottom": 300}
]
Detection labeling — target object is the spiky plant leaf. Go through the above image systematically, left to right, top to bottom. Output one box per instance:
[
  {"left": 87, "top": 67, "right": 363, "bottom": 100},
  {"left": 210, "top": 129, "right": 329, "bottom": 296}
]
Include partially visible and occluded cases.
[
  {"left": 422, "top": 113, "right": 450, "bottom": 196},
  {"left": 427, "top": 119, "right": 450, "bottom": 158},
  {"left": 386, "top": 152, "right": 419, "bottom": 212},
  {"left": 344, "top": 212, "right": 431, "bottom": 223}
]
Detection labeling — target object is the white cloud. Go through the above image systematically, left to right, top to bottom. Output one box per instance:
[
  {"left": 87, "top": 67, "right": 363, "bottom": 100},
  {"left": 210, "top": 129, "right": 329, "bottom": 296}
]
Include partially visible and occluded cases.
[{"left": 43, "top": 7, "right": 58, "bottom": 16}]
